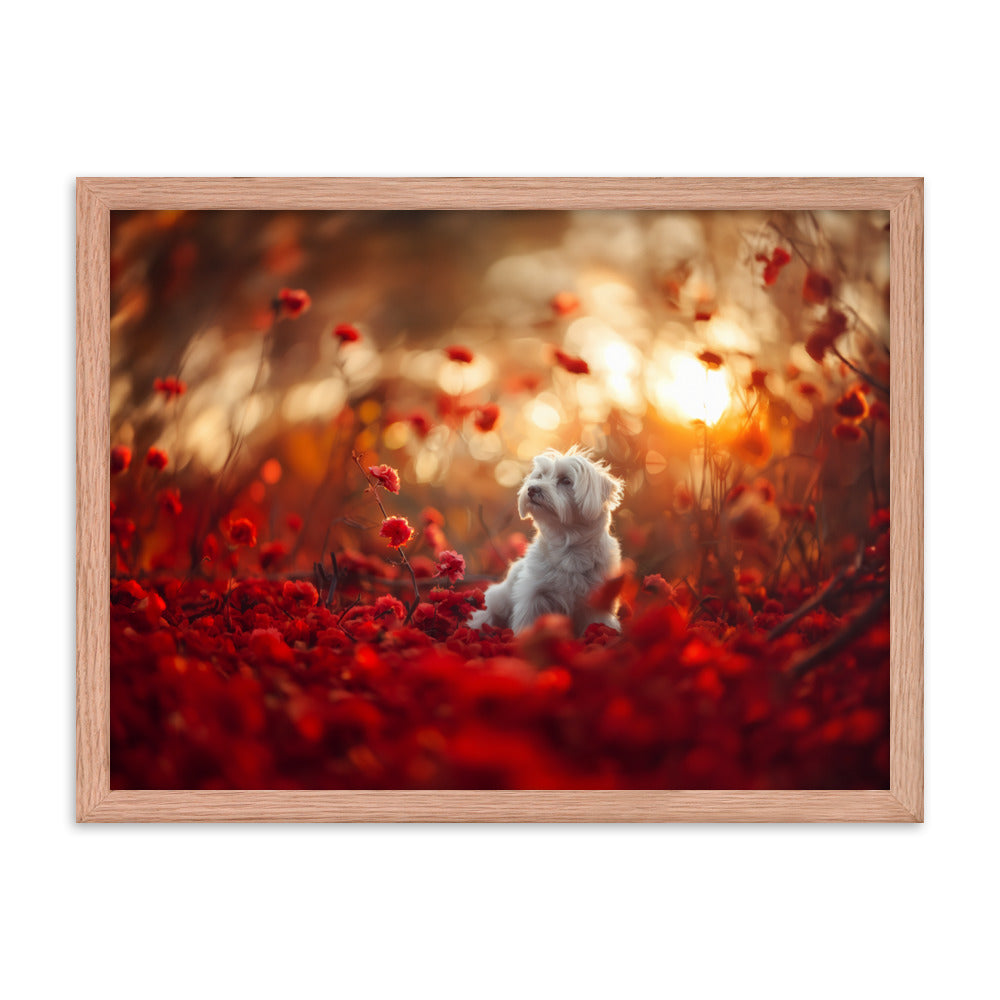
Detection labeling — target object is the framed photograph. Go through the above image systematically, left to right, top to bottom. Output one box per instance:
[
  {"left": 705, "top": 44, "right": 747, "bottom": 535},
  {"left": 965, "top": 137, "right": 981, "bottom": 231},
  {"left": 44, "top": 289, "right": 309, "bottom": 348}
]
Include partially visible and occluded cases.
[{"left": 77, "top": 178, "right": 922, "bottom": 822}]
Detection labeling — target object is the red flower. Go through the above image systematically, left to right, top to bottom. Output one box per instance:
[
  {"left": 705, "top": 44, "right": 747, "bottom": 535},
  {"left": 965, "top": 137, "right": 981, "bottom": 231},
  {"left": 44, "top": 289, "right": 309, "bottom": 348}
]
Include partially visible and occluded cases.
[
  {"left": 758, "top": 247, "right": 792, "bottom": 286},
  {"left": 803, "top": 270, "right": 833, "bottom": 305},
  {"left": 276, "top": 288, "right": 311, "bottom": 319},
  {"left": 550, "top": 291, "right": 580, "bottom": 316},
  {"left": 805, "top": 309, "right": 849, "bottom": 362},
  {"left": 334, "top": 323, "right": 360, "bottom": 343},
  {"left": 445, "top": 345, "right": 474, "bottom": 364},
  {"left": 554, "top": 349, "right": 590, "bottom": 375},
  {"left": 697, "top": 349, "right": 724, "bottom": 369},
  {"left": 749, "top": 369, "right": 769, "bottom": 390},
  {"left": 153, "top": 376, "right": 187, "bottom": 399},
  {"left": 834, "top": 387, "right": 870, "bottom": 421},
  {"left": 870, "top": 399, "right": 890, "bottom": 424},
  {"left": 474, "top": 403, "right": 500, "bottom": 432},
  {"left": 407, "top": 411, "right": 432, "bottom": 438},
  {"left": 733, "top": 422, "right": 771, "bottom": 467},
  {"left": 833, "top": 422, "right": 863, "bottom": 442},
  {"left": 110, "top": 445, "right": 131, "bottom": 475},
  {"left": 145, "top": 447, "right": 168, "bottom": 471},
  {"left": 368, "top": 464, "right": 401, "bottom": 494},
  {"left": 158, "top": 488, "right": 182, "bottom": 516},
  {"left": 421, "top": 506, "right": 445, "bottom": 527},
  {"left": 286, "top": 513, "right": 303, "bottom": 533},
  {"left": 379, "top": 516, "right": 414, "bottom": 549},
  {"left": 227, "top": 517, "right": 258, "bottom": 546},
  {"left": 202, "top": 534, "right": 220, "bottom": 562},
  {"left": 259, "top": 541, "right": 289, "bottom": 570},
  {"left": 435, "top": 550, "right": 466, "bottom": 582},
  {"left": 282, "top": 579, "right": 319, "bottom": 607},
  {"left": 374, "top": 595, "right": 406, "bottom": 621}
]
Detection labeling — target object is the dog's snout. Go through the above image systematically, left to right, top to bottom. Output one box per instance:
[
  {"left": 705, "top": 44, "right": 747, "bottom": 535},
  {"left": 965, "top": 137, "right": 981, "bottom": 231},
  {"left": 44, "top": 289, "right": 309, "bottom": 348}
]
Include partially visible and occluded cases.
[{"left": 527, "top": 486, "right": 542, "bottom": 500}]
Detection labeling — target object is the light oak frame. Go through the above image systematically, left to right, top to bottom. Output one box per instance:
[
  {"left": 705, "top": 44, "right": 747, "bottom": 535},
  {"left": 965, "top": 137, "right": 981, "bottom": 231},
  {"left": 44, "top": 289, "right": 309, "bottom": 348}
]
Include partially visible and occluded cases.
[{"left": 77, "top": 178, "right": 923, "bottom": 822}]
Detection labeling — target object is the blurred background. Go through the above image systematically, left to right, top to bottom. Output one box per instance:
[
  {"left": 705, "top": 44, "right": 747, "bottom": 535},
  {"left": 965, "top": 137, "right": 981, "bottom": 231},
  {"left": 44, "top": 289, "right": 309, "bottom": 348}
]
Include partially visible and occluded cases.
[{"left": 110, "top": 208, "right": 889, "bottom": 590}]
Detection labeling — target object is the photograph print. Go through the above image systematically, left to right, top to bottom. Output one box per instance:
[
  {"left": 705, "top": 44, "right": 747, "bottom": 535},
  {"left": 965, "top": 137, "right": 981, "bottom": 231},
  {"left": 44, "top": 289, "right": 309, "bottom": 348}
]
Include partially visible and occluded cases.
[{"left": 108, "top": 206, "right": 892, "bottom": 791}]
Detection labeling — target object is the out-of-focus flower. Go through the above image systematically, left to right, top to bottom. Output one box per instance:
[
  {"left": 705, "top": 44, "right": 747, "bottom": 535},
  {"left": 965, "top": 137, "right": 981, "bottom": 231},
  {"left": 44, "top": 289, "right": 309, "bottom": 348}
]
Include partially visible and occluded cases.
[
  {"left": 757, "top": 247, "right": 792, "bottom": 286},
  {"left": 803, "top": 270, "right": 833, "bottom": 304},
  {"left": 276, "top": 287, "right": 311, "bottom": 319},
  {"left": 550, "top": 291, "right": 580, "bottom": 316},
  {"left": 805, "top": 309, "right": 849, "bottom": 362},
  {"left": 334, "top": 323, "right": 360, "bottom": 344},
  {"left": 445, "top": 345, "right": 474, "bottom": 364},
  {"left": 554, "top": 349, "right": 589, "bottom": 375},
  {"left": 697, "top": 349, "right": 723, "bottom": 369},
  {"left": 749, "top": 369, "right": 769, "bottom": 391},
  {"left": 153, "top": 376, "right": 186, "bottom": 399},
  {"left": 834, "top": 387, "right": 870, "bottom": 421},
  {"left": 870, "top": 399, "right": 890, "bottom": 424},
  {"left": 474, "top": 403, "right": 500, "bottom": 432},
  {"left": 407, "top": 411, "right": 432, "bottom": 438},
  {"left": 733, "top": 422, "right": 772, "bottom": 467},
  {"left": 833, "top": 422, "right": 863, "bottom": 442},
  {"left": 111, "top": 445, "right": 131, "bottom": 475},
  {"left": 145, "top": 447, "right": 168, "bottom": 471},
  {"left": 369, "top": 464, "right": 401, "bottom": 494},
  {"left": 754, "top": 478, "right": 776, "bottom": 504},
  {"left": 674, "top": 483, "right": 694, "bottom": 512},
  {"left": 159, "top": 488, "right": 182, "bottom": 516},
  {"left": 726, "top": 488, "right": 780, "bottom": 541},
  {"left": 421, "top": 506, "right": 445, "bottom": 527},
  {"left": 286, "top": 513, "right": 303, "bottom": 533},
  {"left": 379, "top": 516, "right": 414, "bottom": 549},
  {"left": 226, "top": 517, "right": 257, "bottom": 547},
  {"left": 425, "top": 522, "right": 447, "bottom": 554},
  {"left": 202, "top": 534, "right": 220, "bottom": 562},
  {"left": 259, "top": 541, "right": 289, "bottom": 570},
  {"left": 435, "top": 550, "right": 466, "bottom": 582},
  {"left": 642, "top": 574, "right": 671, "bottom": 597}
]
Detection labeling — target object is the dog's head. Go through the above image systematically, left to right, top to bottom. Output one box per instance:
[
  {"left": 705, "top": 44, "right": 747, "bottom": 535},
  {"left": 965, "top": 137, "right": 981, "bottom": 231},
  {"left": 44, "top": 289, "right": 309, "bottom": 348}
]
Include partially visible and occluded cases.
[{"left": 517, "top": 447, "right": 624, "bottom": 530}]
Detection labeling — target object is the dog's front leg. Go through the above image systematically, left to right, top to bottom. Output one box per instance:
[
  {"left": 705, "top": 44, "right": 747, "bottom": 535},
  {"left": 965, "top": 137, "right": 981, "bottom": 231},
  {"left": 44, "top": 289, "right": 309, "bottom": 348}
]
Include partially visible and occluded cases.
[{"left": 509, "top": 590, "right": 565, "bottom": 633}]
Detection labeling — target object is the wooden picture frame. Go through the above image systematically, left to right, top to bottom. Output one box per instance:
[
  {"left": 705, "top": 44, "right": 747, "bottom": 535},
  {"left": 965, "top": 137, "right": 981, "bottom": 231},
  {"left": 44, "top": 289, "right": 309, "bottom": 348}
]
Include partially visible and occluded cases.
[{"left": 77, "top": 177, "right": 923, "bottom": 822}]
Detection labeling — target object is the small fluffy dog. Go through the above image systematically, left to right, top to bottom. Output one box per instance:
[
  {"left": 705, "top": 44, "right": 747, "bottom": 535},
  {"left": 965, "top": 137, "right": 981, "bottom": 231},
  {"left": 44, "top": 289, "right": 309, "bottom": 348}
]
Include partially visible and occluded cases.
[{"left": 468, "top": 448, "right": 624, "bottom": 635}]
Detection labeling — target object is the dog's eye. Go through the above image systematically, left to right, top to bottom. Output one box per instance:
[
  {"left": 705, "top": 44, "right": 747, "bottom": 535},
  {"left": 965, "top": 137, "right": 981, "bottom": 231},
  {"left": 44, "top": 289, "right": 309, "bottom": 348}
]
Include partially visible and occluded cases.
[{"left": 558, "top": 476, "right": 572, "bottom": 487}]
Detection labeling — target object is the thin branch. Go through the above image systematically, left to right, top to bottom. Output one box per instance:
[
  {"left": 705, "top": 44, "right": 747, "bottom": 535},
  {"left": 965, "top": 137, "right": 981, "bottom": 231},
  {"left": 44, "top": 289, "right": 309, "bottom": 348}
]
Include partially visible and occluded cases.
[
  {"left": 831, "top": 346, "right": 889, "bottom": 396},
  {"left": 768, "top": 549, "right": 862, "bottom": 641},
  {"left": 326, "top": 551, "right": 339, "bottom": 608},
  {"left": 789, "top": 588, "right": 889, "bottom": 679}
]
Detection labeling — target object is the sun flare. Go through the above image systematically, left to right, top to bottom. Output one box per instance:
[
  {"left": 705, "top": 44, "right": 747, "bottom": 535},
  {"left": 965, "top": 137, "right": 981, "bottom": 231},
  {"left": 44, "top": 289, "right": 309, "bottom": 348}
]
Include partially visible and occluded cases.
[{"left": 652, "top": 355, "right": 733, "bottom": 426}]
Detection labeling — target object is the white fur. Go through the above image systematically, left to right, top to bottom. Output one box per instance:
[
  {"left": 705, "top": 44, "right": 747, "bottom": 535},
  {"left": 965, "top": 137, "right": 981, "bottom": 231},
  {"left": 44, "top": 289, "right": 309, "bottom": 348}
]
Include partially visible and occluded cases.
[{"left": 468, "top": 448, "right": 624, "bottom": 635}]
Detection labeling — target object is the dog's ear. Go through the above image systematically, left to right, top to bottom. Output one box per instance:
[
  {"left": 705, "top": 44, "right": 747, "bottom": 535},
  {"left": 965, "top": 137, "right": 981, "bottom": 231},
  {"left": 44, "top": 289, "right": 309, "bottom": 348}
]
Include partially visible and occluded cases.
[
  {"left": 576, "top": 457, "right": 624, "bottom": 521},
  {"left": 517, "top": 462, "right": 536, "bottom": 520},
  {"left": 602, "top": 468, "right": 625, "bottom": 512}
]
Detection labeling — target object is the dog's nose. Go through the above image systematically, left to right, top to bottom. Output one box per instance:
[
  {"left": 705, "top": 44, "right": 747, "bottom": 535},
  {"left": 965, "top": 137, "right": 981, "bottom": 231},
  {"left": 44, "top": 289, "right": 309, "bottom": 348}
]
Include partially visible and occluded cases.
[{"left": 527, "top": 486, "right": 541, "bottom": 500}]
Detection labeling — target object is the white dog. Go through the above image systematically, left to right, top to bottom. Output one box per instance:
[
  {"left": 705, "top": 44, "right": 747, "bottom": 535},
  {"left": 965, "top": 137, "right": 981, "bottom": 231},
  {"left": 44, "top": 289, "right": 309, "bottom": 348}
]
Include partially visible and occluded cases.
[{"left": 468, "top": 447, "right": 624, "bottom": 635}]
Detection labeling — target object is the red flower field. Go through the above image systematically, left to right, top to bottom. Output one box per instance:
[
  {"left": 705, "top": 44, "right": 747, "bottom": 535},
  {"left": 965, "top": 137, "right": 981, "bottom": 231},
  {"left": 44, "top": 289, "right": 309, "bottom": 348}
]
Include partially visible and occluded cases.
[{"left": 109, "top": 209, "right": 891, "bottom": 790}]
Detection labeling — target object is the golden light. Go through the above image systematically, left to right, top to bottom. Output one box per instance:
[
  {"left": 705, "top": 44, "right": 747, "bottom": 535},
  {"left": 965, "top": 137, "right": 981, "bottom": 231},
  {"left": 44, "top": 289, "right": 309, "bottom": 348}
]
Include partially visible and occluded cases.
[
  {"left": 600, "top": 339, "right": 638, "bottom": 377},
  {"left": 652, "top": 355, "right": 733, "bottom": 426},
  {"left": 526, "top": 395, "right": 561, "bottom": 431}
]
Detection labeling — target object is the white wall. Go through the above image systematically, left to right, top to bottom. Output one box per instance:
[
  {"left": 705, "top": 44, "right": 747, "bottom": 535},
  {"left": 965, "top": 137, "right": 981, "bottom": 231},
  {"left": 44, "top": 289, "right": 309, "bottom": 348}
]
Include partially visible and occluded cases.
[{"left": 2, "top": 4, "right": 994, "bottom": 998}]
